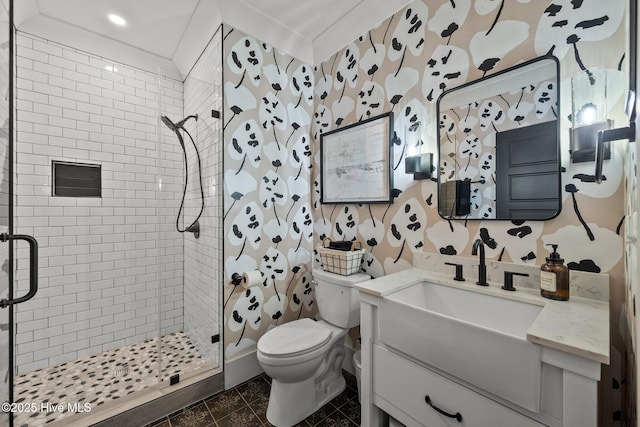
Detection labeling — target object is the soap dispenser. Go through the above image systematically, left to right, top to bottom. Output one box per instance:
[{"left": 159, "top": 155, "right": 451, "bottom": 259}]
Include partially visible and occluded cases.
[{"left": 540, "top": 244, "right": 569, "bottom": 301}]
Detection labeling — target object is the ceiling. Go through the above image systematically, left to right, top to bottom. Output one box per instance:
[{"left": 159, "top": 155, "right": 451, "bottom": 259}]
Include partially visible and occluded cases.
[{"left": 15, "top": 0, "right": 411, "bottom": 79}]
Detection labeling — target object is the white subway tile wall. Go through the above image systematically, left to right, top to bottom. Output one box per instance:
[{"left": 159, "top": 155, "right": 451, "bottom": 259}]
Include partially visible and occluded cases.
[
  {"left": 181, "top": 28, "right": 223, "bottom": 367},
  {"left": 14, "top": 32, "right": 185, "bottom": 374}
]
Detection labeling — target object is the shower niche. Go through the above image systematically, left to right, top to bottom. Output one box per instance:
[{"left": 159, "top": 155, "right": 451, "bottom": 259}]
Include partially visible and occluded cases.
[{"left": 52, "top": 160, "right": 102, "bottom": 197}]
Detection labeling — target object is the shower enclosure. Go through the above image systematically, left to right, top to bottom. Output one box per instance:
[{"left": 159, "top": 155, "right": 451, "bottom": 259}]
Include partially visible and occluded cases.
[
  {"left": 0, "top": 0, "right": 12, "bottom": 426},
  {"left": 1, "top": 2, "right": 225, "bottom": 425}
]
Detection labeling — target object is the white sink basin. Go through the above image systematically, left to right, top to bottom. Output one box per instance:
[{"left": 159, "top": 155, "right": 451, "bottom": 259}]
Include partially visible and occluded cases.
[{"left": 379, "top": 281, "right": 543, "bottom": 412}]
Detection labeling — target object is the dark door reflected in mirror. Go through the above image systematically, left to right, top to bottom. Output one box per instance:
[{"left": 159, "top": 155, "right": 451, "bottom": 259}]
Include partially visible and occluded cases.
[{"left": 437, "top": 56, "right": 561, "bottom": 220}]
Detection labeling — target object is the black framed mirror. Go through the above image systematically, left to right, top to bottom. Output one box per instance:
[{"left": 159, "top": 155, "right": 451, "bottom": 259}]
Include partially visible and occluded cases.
[{"left": 437, "top": 55, "right": 561, "bottom": 220}]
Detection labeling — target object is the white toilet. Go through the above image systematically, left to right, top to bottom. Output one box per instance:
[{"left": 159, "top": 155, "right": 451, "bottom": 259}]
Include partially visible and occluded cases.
[{"left": 257, "top": 268, "right": 370, "bottom": 427}]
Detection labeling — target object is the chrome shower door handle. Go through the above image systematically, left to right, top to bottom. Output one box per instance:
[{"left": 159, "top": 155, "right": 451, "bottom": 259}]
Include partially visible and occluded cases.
[{"left": 0, "top": 233, "right": 38, "bottom": 308}]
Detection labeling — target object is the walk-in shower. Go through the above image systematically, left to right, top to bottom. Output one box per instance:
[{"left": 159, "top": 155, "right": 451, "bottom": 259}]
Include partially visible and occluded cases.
[
  {"left": 4, "top": 26, "right": 225, "bottom": 423},
  {"left": 161, "top": 114, "right": 205, "bottom": 239}
]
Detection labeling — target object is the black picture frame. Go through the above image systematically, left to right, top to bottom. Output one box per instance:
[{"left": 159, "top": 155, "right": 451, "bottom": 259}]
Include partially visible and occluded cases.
[{"left": 320, "top": 112, "right": 394, "bottom": 204}]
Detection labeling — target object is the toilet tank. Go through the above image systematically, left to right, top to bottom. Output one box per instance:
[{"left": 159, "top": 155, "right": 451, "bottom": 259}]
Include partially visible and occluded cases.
[{"left": 312, "top": 268, "right": 371, "bottom": 328}]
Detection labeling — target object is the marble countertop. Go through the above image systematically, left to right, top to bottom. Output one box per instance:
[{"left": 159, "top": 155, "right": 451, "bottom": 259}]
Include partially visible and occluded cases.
[{"left": 356, "top": 267, "right": 610, "bottom": 365}]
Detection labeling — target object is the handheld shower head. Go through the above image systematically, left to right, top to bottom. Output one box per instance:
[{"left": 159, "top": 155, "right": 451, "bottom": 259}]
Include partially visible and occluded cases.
[
  {"left": 160, "top": 114, "right": 199, "bottom": 151},
  {"left": 161, "top": 114, "right": 178, "bottom": 132},
  {"left": 161, "top": 114, "right": 198, "bottom": 132},
  {"left": 161, "top": 114, "right": 185, "bottom": 150}
]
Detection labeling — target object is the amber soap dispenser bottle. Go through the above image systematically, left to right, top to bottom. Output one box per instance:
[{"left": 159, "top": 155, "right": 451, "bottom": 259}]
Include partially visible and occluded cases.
[{"left": 540, "top": 244, "right": 569, "bottom": 300}]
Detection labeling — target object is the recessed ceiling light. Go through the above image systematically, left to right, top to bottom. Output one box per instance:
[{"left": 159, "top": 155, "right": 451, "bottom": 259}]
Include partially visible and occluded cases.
[{"left": 108, "top": 13, "right": 126, "bottom": 27}]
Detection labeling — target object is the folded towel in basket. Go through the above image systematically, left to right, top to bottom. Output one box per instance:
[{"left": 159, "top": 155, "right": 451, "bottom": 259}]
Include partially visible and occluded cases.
[{"left": 327, "top": 241, "right": 353, "bottom": 251}]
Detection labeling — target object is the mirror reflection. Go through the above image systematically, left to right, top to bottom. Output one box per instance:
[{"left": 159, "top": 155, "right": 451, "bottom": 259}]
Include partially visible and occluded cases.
[{"left": 437, "top": 56, "right": 561, "bottom": 220}]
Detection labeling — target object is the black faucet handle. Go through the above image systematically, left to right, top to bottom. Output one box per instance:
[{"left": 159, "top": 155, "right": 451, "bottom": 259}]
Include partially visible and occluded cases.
[
  {"left": 444, "top": 262, "right": 465, "bottom": 282},
  {"left": 503, "top": 271, "right": 529, "bottom": 291}
]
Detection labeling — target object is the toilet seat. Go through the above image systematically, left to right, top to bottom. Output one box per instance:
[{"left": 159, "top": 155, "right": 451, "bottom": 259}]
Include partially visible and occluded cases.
[{"left": 258, "top": 318, "right": 331, "bottom": 358}]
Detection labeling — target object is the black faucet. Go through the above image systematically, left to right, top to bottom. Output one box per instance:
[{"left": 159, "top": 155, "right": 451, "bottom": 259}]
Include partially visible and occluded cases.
[
  {"left": 471, "top": 239, "right": 488, "bottom": 286},
  {"left": 444, "top": 262, "right": 465, "bottom": 281},
  {"left": 503, "top": 271, "right": 529, "bottom": 291}
]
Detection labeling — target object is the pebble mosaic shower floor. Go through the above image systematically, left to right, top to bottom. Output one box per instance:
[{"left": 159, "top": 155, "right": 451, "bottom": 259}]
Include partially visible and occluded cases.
[{"left": 13, "top": 332, "right": 209, "bottom": 427}]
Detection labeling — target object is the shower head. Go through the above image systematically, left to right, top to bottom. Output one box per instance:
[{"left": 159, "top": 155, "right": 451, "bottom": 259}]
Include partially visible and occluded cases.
[
  {"left": 161, "top": 114, "right": 198, "bottom": 132},
  {"left": 161, "top": 114, "right": 178, "bottom": 132},
  {"left": 161, "top": 114, "right": 185, "bottom": 150},
  {"left": 161, "top": 114, "right": 198, "bottom": 151}
]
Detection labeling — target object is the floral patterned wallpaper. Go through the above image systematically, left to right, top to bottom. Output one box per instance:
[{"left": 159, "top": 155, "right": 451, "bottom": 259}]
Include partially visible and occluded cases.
[
  {"left": 220, "top": 0, "right": 630, "bottom": 422},
  {"left": 310, "top": 0, "right": 628, "bottom": 424},
  {"left": 222, "top": 26, "right": 315, "bottom": 361}
]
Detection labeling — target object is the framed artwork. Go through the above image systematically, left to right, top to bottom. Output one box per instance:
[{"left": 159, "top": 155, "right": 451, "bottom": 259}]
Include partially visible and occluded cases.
[{"left": 320, "top": 112, "right": 394, "bottom": 204}]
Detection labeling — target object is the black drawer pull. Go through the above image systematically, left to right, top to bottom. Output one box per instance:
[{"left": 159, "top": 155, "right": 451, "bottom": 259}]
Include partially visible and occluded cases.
[{"left": 425, "top": 395, "right": 463, "bottom": 422}]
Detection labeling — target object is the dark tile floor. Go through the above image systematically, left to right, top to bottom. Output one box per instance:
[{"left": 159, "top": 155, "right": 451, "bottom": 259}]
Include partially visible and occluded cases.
[{"left": 145, "top": 371, "right": 360, "bottom": 427}]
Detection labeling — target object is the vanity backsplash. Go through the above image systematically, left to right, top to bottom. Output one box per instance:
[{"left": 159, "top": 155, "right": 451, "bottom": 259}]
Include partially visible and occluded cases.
[{"left": 413, "top": 251, "right": 609, "bottom": 303}]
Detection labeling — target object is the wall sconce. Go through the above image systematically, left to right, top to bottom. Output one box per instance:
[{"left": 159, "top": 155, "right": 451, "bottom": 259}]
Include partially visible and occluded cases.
[
  {"left": 570, "top": 68, "right": 636, "bottom": 183},
  {"left": 570, "top": 68, "right": 612, "bottom": 163},
  {"left": 404, "top": 121, "right": 434, "bottom": 180},
  {"left": 405, "top": 153, "right": 433, "bottom": 180}
]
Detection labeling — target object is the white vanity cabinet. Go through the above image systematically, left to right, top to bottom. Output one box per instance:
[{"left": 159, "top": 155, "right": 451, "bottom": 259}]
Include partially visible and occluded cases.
[
  {"left": 356, "top": 268, "right": 609, "bottom": 427},
  {"left": 372, "top": 344, "right": 546, "bottom": 427}
]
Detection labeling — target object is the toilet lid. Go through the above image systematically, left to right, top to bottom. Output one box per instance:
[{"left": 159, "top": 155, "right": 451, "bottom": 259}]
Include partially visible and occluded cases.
[{"left": 258, "top": 318, "right": 331, "bottom": 358}]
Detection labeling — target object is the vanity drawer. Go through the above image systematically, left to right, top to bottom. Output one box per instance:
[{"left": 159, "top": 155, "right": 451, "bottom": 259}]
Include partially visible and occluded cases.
[{"left": 373, "top": 345, "right": 545, "bottom": 427}]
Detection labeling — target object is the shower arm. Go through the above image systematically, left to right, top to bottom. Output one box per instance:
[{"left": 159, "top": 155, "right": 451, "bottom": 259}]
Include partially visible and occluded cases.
[{"left": 175, "top": 115, "right": 198, "bottom": 130}]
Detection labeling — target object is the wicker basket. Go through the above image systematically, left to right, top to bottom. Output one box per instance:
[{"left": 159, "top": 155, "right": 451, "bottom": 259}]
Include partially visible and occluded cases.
[{"left": 319, "top": 238, "right": 365, "bottom": 276}]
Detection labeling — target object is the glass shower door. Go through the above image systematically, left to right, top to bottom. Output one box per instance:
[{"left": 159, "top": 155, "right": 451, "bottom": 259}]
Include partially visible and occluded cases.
[
  {"left": 0, "top": 0, "right": 10, "bottom": 425},
  {"left": 0, "top": 2, "right": 39, "bottom": 426}
]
